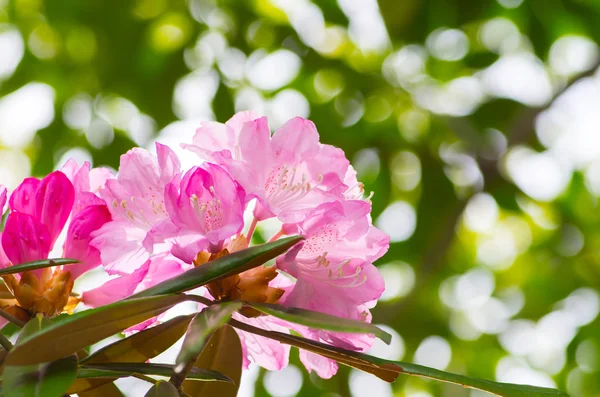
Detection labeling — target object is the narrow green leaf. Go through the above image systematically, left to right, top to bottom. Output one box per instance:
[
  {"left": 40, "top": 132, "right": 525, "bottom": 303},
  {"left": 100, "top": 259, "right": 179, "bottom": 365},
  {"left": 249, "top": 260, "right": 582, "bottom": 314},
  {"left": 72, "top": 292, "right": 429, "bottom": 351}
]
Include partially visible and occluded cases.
[
  {"left": 131, "top": 236, "right": 303, "bottom": 298},
  {"left": 0, "top": 258, "right": 79, "bottom": 276},
  {"left": 6, "top": 294, "right": 189, "bottom": 366},
  {"left": 175, "top": 302, "right": 242, "bottom": 374},
  {"left": 246, "top": 302, "right": 392, "bottom": 344},
  {"left": 68, "top": 314, "right": 195, "bottom": 395},
  {"left": 82, "top": 314, "right": 195, "bottom": 364},
  {"left": 230, "top": 319, "right": 569, "bottom": 397},
  {"left": 182, "top": 325, "right": 243, "bottom": 397},
  {"left": 3, "top": 354, "right": 78, "bottom": 397},
  {"left": 80, "top": 363, "right": 233, "bottom": 382},
  {"left": 76, "top": 368, "right": 132, "bottom": 379},
  {"left": 145, "top": 381, "right": 179, "bottom": 397}
]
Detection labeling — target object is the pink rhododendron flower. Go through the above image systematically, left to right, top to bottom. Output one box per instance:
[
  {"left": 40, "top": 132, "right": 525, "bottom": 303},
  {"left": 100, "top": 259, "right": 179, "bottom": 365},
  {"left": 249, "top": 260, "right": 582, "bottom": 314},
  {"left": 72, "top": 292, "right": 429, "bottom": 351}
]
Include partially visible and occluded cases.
[
  {"left": 21, "top": 113, "right": 389, "bottom": 379},
  {"left": 185, "top": 114, "right": 351, "bottom": 222},
  {"left": 91, "top": 143, "right": 181, "bottom": 274},
  {"left": 150, "top": 163, "right": 246, "bottom": 262},
  {"left": 0, "top": 170, "right": 112, "bottom": 318},
  {"left": 2, "top": 171, "right": 112, "bottom": 273},
  {"left": 271, "top": 200, "right": 388, "bottom": 377}
]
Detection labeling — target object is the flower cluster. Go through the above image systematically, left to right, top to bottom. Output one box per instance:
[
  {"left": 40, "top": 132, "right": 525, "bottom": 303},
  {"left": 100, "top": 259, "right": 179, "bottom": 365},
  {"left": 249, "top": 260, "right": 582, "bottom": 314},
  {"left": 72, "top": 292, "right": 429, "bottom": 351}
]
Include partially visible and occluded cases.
[{"left": 0, "top": 113, "right": 389, "bottom": 378}]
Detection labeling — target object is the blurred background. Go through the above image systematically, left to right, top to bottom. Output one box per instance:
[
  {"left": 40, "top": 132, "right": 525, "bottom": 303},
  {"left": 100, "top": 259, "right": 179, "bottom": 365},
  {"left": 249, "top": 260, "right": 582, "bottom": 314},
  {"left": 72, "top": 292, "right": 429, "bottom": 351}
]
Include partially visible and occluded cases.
[{"left": 2, "top": 0, "right": 600, "bottom": 396}]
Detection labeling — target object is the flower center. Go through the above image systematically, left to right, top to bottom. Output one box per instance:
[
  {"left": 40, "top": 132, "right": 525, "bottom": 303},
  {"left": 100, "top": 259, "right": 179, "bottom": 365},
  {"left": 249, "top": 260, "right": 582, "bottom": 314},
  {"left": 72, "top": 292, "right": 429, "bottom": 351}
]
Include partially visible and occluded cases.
[
  {"left": 264, "top": 165, "right": 317, "bottom": 208},
  {"left": 190, "top": 189, "right": 224, "bottom": 231},
  {"left": 193, "top": 237, "right": 284, "bottom": 317},
  {"left": 2, "top": 268, "right": 78, "bottom": 318}
]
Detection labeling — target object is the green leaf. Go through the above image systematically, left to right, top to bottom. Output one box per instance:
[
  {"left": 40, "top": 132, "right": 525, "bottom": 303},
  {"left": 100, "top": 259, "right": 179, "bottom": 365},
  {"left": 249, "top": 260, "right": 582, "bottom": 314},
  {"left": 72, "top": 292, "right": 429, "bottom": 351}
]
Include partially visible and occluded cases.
[
  {"left": 131, "top": 236, "right": 303, "bottom": 298},
  {"left": 0, "top": 258, "right": 79, "bottom": 277},
  {"left": 6, "top": 294, "right": 189, "bottom": 366},
  {"left": 175, "top": 302, "right": 242, "bottom": 374},
  {"left": 246, "top": 302, "right": 392, "bottom": 344},
  {"left": 69, "top": 314, "right": 195, "bottom": 395},
  {"left": 82, "top": 314, "right": 195, "bottom": 364},
  {"left": 15, "top": 315, "right": 53, "bottom": 344},
  {"left": 229, "top": 319, "right": 569, "bottom": 397},
  {"left": 182, "top": 325, "right": 243, "bottom": 397},
  {"left": 2, "top": 354, "right": 78, "bottom": 397},
  {"left": 80, "top": 363, "right": 233, "bottom": 382},
  {"left": 76, "top": 368, "right": 131, "bottom": 379},
  {"left": 145, "top": 381, "right": 179, "bottom": 397}
]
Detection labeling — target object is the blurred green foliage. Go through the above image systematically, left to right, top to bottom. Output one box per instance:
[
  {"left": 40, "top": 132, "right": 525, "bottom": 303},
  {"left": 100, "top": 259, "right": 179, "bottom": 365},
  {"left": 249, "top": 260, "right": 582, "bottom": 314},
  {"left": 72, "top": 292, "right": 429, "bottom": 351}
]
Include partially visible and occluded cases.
[{"left": 3, "top": 0, "right": 600, "bottom": 396}]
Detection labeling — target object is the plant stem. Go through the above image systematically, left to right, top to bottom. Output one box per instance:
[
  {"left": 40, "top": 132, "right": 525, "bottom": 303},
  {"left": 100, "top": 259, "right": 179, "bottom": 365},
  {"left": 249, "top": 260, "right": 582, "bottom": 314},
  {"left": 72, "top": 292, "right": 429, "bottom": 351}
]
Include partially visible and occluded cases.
[
  {"left": 246, "top": 217, "right": 258, "bottom": 242},
  {"left": 267, "top": 229, "right": 284, "bottom": 243},
  {"left": 185, "top": 294, "right": 214, "bottom": 307},
  {"left": 0, "top": 308, "right": 25, "bottom": 327},
  {"left": 0, "top": 332, "right": 13, "bottom": 351},
  {"left": 169, "top": 352, "right": 201, "bottom": 393},
  {"left": 132, "top": 373, "right": 157, "bottom": 384}
]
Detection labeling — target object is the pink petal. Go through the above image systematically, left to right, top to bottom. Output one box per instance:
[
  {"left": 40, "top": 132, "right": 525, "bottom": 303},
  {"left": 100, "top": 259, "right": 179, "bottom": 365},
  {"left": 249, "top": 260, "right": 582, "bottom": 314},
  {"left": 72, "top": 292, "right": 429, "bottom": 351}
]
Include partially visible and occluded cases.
[
  {"left": 225, "top": 110, "right": 262, "bottom": 133},
  {"left": 184, "top": 111, "right": 260, "bottom": 162},
  {"left": 238, "top": 117, "right": 273, "bottom": 172},
  {"left": 271, "top": 117, "right": 320, "bottom": 163},
  {"left": 187, "top": 122, "right": 234, "bottom": 160},
  {"left": 156, "top": 142, "right": 181, "bottom": 185},
  {"left": 309, "top": 144, "right": 350, "bottom": 187},
  {"left": 101, "top": 147, "right": 172, "bottom": 227},
  {"left": 60, "top": 160, "right": 113, "bottom": 215},
  {"left": 89, "top": 167, "right": 114, "bottom": 193},
  {"left": 35, "top": 171, "right": 75, "bottom": 245},
  {"left": 9, "top": 177, "right": 40, "bottom": 215},
  {"left": 0, "top": 185, "right": 6, "bottom": 213},
  {"left": 73, "top": 192, "right": 106, "bottom": 216},
  {"left": 64, "top": 205, "right": 112, "bottom": 280},
  {"left": 2, "top": 212, "right": 51, "bottom": 265},
  {"left": 90, "top": 221, "right": 149, "bottom": 274},
  {"left": 0, "top": 233, "right": 11, "bottom": 269},
  {"left": 169, "top": 237, "right": 210, "bottom": 264},
  {"left": 137, "top": 255, "right": 186, "bottom": 290},
  {"left": 81, "top": 260, "right": 150, "bottom": 307},
  {"left": 233, "top": 314, "right": 291, "bottom": 371},
  {"left": 299, "top": 350, "right": 338, "bottom": 379}
]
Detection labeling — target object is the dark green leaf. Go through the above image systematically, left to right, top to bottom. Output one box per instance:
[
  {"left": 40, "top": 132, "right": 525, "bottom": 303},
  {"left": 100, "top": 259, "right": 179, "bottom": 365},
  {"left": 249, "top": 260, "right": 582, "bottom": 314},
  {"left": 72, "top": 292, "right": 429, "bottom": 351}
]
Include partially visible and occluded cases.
[
  {"left": 131, "top": 236, "right": 303, "bottom": 298},
  {"left": 0, "top": 258, "right": 79, "bottom": 277},
  {"left": 6, "top": 294, "right": 189, "bottom": 366},
  {"left": 175, "top": 302, "right": 242, "bottom": 373},
  {"left": 246, "top": 302, "right": 392, "bottom": 344},
  {"left": 69, "top": 314, "right": 195, "bottom": 394},
  {"left": 82, "top": 314, "right": 195, "bottom": 364},
  {"left": 15, "top": 316, "right": 53, "bottom": 344},
  {"left": 230, "top": 319, "right": 569, "bottom": 397},
  {"left": 182, "top": 325, "right": 243, "bottom": 397},
  {"left": 3, "top": 354, "right": 78, "bottom": 397},
  {"left": 80, "top": 363, "right": 233, "bottom": 382},
  {"left": 76, "top": 368, "right": 132, "bottom": 379},
  {"left": 145, "top": 381, "right": 179, "bottom": 397}
]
